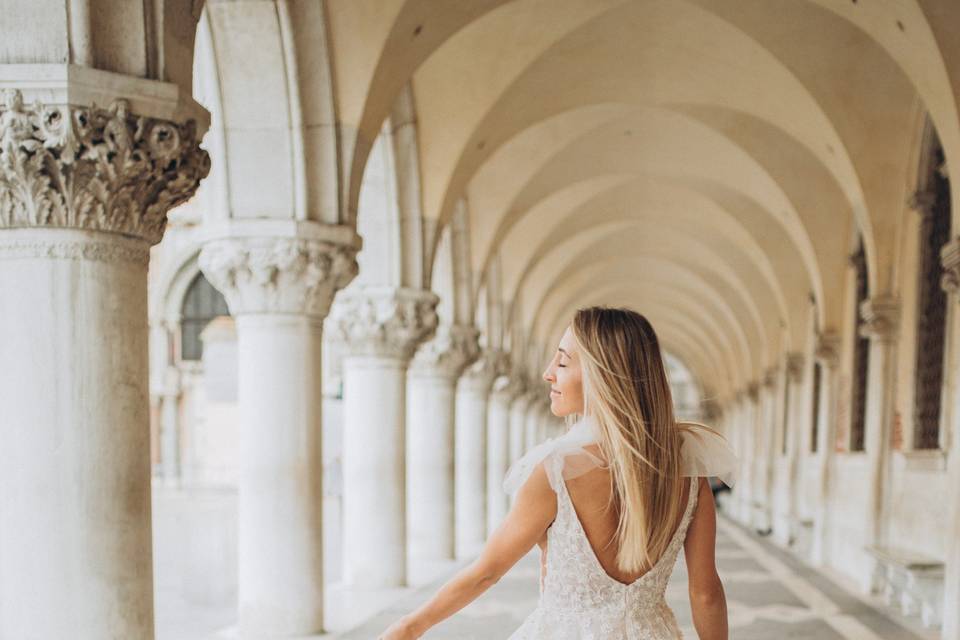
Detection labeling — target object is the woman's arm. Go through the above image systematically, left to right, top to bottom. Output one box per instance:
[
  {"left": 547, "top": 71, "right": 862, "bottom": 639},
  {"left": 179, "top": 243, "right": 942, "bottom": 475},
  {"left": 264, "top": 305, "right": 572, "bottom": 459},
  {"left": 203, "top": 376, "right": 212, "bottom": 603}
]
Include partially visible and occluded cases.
[
  {"left": 379, "top": 461, "right": 557, "bottom": 639},
  {"left": 683, "top": 477, "right": 729, "bottom": 640}
]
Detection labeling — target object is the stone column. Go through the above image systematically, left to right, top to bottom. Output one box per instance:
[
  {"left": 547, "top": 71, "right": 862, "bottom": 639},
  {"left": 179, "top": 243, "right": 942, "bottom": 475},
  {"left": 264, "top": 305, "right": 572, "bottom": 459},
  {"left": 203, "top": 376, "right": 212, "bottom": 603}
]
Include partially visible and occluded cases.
[
  {"left": 0, "top": 86, "right": 208, "bottom": 639},
  {"left": 200, "top": 233, "right": 358, "bottom": 635},
  {"left": 939, "top": 239, "right": 960, "bottom": 637},
  {"left": 329, "top": 286, "right": 438, "bottom": 587},
  {"left": 858, "top": 296, "right": 900, "bottom": 592},
  {"left": 406, "top": 324, "right": 480, "bottom": 561},
  {"left": 810, "top": 333, "right": 840, "bottom": 566},
  {"left": 455, "top": 349, "right": 503, "bottom": 558},
  {"left": 776, "top": 353, "right": 806, "bottom": 547},
  {"left": 159, "top": 365, "right": 183, "bottom": 485},
  {"left": 754, "top": 369, "right": 778, "bottom": 532},
  {"left": 487, "top": 374, "right": 519, "bottom": 535},
  {"left": 508, "top": 384, "right": 530, "bottom": 466},
  {"left": 741, "top": 384, "right": 760, "bottom": 526},
  {"left": 524, "top": 390, "right": 544, "bottom": 452}
]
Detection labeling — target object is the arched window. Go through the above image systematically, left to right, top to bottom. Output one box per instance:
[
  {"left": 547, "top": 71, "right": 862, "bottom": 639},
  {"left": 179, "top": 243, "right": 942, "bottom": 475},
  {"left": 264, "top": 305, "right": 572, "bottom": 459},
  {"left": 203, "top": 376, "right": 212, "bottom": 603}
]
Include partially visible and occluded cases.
[
  {"left": 912, "top": 124, "right": 951, "bottom": 449},
  {"left": 850, "top": 238, "right": 869, "bottom": 452},
  {"left": 180, "top": 273, "right": 230, "bottom": 361}
]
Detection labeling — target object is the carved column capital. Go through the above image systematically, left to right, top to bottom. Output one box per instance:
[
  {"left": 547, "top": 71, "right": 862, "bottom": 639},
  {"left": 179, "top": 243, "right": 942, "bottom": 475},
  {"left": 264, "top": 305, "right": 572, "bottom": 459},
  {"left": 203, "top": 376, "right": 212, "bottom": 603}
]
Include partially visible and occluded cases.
[
  {"left": 0, "top": 89, "right": 209, "bottom": 245},
  {"left": 907, "top": 189, "right": 936, "bottom": 219},
  {"left": 199, "top": 236, "right": 358, "bottom": 318},
  {"left": 941, "top": 236, "right": 960, "bottom": 296},
  {"left": 329, "top": 286, "right": 439, "bottom": 361},
  {"left": 858, "top": 296, "right": 901, "bottom": 343},
  {"left": 410, "top": 323, "right": 481, "bottom": 380},
  {"left": 814, "top": 332, "right": 841, "bottom": 369},
  {"left": 459, "top": 348, "right": 508, "bottom": 393},
  {"left": 785, "top": 352, "right": 805, "bottom": 382},
  {"left": 762, "top": 366, "right": 778, "bottom": 389},
  {"left": 492, "top": 373, "right": 527, "bottom": 404},
  {"left": 746, "top": 382, "right": 760, "bottom": 401}
]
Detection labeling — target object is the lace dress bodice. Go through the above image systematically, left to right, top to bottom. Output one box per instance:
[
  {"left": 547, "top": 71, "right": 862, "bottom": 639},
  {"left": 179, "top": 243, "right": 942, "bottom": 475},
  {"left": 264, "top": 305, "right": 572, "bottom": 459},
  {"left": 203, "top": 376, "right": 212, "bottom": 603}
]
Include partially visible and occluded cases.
[{"left": 507, "top": 453, "right": 700, "bottom": 640}]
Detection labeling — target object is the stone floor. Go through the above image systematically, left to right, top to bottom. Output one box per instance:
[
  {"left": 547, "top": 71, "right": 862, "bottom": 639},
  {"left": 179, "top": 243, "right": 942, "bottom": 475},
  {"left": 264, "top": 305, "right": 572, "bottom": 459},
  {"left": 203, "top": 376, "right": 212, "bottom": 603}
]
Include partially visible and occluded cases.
[{"left": 336, "top": 518, "right": 938, "bottom": 639}]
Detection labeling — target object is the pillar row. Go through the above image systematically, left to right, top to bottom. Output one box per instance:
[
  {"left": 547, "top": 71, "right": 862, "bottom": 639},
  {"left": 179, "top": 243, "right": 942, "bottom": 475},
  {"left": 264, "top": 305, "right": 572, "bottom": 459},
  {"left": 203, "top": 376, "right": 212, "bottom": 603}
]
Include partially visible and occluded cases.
[
  {"left": 0, "top": 83, "right": 209, "bottom": 640},
  {"left": 200, "top": 232, "right": 359, "bottom": 636},
  {"left": 329, "top": 286, "right": 438, "bottom": 588},
  {"left": 407, "top": 324, "right": 480, "bottom": 562},
  {"left": 487, "top": 374, "right": 522, "bottom": 535}
]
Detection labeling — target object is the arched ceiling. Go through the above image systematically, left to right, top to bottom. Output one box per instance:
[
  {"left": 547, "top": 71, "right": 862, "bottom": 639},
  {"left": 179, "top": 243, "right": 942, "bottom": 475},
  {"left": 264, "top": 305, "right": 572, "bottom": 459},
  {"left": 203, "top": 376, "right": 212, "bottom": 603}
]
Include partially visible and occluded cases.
[{"left": 314, "top": 0, "right": 960, "bottom": 395}]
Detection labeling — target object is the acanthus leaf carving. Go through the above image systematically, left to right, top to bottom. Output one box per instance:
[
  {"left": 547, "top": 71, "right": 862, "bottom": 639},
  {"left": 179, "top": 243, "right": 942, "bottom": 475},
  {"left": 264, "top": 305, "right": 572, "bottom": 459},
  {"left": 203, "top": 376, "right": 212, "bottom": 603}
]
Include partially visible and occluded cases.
[
  {"left": 0, "top": 90, "right": 210, "bottom": 245},
  {"left": 329, "top": 287, "right": 439, "bottom": 360}
]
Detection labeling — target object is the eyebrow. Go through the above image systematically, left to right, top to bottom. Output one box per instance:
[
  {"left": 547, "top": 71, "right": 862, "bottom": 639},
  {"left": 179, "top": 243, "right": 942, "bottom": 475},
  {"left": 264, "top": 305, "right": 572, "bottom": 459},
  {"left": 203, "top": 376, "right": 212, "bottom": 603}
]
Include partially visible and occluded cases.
[{"left": 558, "top": 347, "right": 571, "bottom": 357}]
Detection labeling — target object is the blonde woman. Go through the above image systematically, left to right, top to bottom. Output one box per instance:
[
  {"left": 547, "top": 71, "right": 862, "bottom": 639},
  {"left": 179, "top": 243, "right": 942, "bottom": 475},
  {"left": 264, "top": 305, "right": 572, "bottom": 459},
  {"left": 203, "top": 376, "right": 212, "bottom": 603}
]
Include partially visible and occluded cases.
[{"left": 380, "top": 306, "right": 737, "bottom": 639}]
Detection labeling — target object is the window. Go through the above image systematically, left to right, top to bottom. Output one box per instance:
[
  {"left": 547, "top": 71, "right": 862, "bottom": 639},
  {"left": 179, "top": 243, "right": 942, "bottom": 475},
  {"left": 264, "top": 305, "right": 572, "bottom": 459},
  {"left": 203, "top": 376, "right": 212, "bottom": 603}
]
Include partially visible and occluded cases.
[
  {"left": 912, "top": 124, "right": 950, "bottom": 449},
  {"left": 850, "top": 239, "right": 869, "bottom": 452},
  {"left": 180, "top": 273, "right": 230, "bottom": 361}
]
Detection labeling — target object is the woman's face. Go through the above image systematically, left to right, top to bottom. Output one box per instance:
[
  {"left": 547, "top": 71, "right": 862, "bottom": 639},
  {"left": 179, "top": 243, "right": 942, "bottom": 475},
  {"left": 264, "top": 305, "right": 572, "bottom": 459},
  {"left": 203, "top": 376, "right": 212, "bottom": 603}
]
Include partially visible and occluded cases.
[{"left": 542, "top": 325, "right": 585, "bottom": 417}]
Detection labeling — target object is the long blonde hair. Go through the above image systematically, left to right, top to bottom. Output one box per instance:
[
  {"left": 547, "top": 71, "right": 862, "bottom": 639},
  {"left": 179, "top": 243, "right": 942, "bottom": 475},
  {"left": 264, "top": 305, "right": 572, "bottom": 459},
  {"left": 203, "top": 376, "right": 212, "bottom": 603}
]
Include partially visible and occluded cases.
[{"left": 571, "top": 306, "right": 709, "bottom": 573}]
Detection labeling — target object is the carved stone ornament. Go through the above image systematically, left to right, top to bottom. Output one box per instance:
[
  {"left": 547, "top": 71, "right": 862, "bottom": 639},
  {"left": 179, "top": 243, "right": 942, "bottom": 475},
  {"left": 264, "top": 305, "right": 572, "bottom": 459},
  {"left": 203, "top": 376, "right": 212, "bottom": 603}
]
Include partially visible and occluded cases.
[
  {"left": 0, "top": 89, "right": 210, "bottom": 245},
  {"left": 907, "top": 189, "right": 936, "bottom": 218},
  {"left": 941, "top": 236, "right": 960, "bottom": 296},
  {"left": 199, "top": 237, "right": 358, "bottom": 317},
  {"left": 329, "top": 286, "right": 439, "bottom": 360},
  {"left": 858, "top": 296, "right": 900, "bottom": 343},
  {"left": 410, "top": 323, "right": 481, "bottom": 379},
  {"left": 814, "top": 332, "right": 841, "bottom": 368},
  {"left": 459, "top": 348, "right": 509, "bottom": 391},
  {"left": 785, "top": 352, "right": 805, "bottom": 381},
  {"left": 762, "top": 367, "right": 778, "bottom": 388},
  {"left": 492, "top": 373, "right": 526, "bottom": 402},
  {"left": 746, "top": 382, "right": 760, "bottom": 401}
]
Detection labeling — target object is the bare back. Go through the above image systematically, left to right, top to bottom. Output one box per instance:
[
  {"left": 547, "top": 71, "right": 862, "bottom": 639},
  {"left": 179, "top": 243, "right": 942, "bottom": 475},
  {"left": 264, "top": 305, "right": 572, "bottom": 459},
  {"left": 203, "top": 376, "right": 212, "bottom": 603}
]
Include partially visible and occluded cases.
[{"left": 538, "top": 443, "right": 693, "bottom": 586}]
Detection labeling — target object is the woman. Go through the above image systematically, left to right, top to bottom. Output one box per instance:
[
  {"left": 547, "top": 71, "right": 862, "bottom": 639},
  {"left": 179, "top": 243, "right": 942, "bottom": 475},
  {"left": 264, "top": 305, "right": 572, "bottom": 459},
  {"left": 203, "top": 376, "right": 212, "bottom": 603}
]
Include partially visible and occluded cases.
[{"left": 380, "top": 306, "right": 737, "bottom": 639}]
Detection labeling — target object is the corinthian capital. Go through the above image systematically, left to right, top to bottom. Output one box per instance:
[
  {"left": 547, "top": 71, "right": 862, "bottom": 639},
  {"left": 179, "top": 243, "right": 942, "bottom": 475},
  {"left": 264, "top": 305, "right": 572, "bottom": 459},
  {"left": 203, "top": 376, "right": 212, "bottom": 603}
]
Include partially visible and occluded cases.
[
  {"left": 0, "top": 89, "right": 209, "bottom": 245},
  {"left": 199, "top": 237, "right": 358, "bottom": 317},
  {"left": 942, "top": 237, "right": 960, "bottom": 296},
  {"left": 329, "top": 286, "right": 439, "bottom": 360},
  {"left": 858, "top": 296, "right": 900, "bottom": 343},
  {"left": 410, "top": 324, "right": 481, "bottom": 379},
  {"left": 814, "top": 332, "right": 841, "bottom": 369},
  {"left": 459, "top": 348, "right": 509, "bottom": 392}
]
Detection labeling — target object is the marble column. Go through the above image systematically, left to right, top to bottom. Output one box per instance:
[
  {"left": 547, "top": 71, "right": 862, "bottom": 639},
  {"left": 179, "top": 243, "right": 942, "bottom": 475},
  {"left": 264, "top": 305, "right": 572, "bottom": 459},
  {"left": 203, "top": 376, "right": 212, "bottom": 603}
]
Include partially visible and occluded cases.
[
  {"left": 0, "top": 86, "right": 209, "bottom": 639},
  {"left": 200, "top": 233, "right": 358, "bottom": 635},
  {"left": 939, "top": 239, "right": 960, "bottom": 637},
  {"left": 330, "top": 286, "right": 438, "bottom": 587},
  {"left": 858, "top": 296, "right": 900, "bottom": 592},
  {"left": 406, "top": 324, "right": 480, "bottom": 561},
  {"left": 811, "top": 333, "right": 840, "bottom": 566},
  {"left": 455, "top": 349, "right": 504, "bottom": 558},
  {"left": 776, "top": 353, "right": 806, "bottom": 547},
  {"left": 159, "top": 365, "right": 183, "bottom": 485},
  {"left": 754, "top": 370, "right": 778, "bottom": 532},
  {"left": 487, "top": 374, "right": 520, "bottom": 535},
  {"left": 741, "top": 384, "right": 760, "bottom": 526},
  {"left": 508, "top": 385, "right": 530, "bottom": 467},
  {"left": 524, "top": 390, "right": 545, "bottom": 452}
]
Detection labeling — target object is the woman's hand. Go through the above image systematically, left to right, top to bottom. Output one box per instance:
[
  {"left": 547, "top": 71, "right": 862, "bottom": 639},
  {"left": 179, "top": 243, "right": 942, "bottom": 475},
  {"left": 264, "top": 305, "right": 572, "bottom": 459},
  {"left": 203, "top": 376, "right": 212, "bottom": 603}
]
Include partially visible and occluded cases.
[{"left": 378, "top": 616, "right": 421, "bottom": 640}]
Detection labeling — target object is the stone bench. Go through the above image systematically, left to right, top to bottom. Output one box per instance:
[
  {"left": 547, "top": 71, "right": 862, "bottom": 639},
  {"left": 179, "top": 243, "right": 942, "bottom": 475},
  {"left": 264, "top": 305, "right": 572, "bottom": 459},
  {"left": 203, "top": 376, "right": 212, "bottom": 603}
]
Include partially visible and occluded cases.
[{"left": 865, "top": 545, "right": 944, "bottom": 628}]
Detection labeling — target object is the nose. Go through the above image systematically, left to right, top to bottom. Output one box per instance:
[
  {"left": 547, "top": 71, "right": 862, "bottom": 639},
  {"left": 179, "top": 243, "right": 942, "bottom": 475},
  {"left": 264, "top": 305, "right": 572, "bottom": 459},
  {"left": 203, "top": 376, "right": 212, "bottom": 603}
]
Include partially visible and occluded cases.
[{"left": 542, "top": 365, "right": 554, "bottom": 382}]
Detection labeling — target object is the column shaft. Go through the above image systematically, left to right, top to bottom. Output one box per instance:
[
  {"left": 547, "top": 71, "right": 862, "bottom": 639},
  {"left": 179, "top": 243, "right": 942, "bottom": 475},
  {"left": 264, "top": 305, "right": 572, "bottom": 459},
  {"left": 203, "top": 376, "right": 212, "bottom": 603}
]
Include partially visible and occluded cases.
[
  {"left": 0, "top": 231, "right": 154, "bottom": 638},
  {"left": 235, "top": 314, "right": 324, "bottom": 633},
  {"left": 343, "top": 355, "right": 408, "bottom": 586},
  {"left": 407, "top": 371, "right": 457, "bottom": 560},
  {"left": 455, "top": 380, "right": 490, "bottom": 557},
  {"left": 486, "top": 389, "right": 511, "bottom": 535}
]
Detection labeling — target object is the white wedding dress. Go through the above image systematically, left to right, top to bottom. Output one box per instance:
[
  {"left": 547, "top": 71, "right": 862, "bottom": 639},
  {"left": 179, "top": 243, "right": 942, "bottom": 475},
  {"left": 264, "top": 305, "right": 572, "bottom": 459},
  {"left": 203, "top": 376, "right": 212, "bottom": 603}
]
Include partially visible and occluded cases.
[{"left": 503, "top": 416, "right": 737, "bottom": 640}]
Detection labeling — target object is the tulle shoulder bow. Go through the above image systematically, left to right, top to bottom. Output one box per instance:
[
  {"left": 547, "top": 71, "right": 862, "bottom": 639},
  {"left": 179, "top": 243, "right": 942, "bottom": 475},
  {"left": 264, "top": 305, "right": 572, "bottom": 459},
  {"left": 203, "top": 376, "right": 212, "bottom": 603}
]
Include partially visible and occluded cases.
[{"left": 502, "top": 415, "right": 738, "bottom": 496}]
